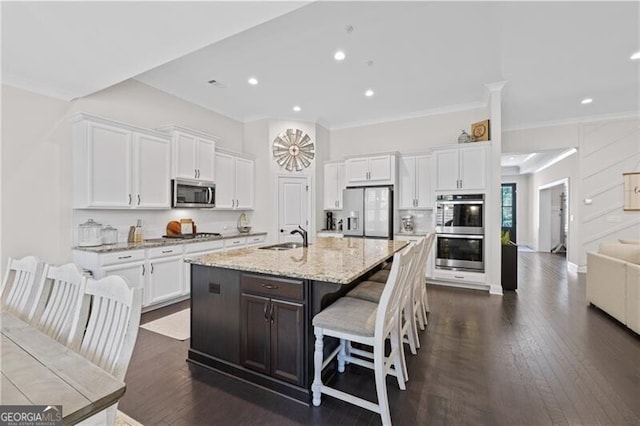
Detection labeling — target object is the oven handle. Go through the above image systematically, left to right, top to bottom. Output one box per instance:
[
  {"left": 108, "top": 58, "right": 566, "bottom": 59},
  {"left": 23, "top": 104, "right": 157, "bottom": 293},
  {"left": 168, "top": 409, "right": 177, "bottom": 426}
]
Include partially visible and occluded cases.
[
  {"left": 436, "top": 200, "right": 484, "bottom": 205},
  {"left": 437, "top": 234, "right": 484, "bottom": 239}
]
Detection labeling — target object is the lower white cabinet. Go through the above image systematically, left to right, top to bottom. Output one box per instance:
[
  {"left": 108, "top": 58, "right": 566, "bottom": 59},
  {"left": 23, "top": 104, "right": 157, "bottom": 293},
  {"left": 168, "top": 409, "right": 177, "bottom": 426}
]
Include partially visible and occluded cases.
[
  {"left": 73, "top": 234, "right": 267, "bottom": 311},
  {"left": 147, "top": 246, "right": 184, "bottom": 306}
]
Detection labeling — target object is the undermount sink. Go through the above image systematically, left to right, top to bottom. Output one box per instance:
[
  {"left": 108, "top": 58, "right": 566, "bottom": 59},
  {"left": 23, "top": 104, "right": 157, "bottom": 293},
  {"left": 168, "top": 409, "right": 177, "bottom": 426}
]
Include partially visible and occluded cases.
[{"left": 259, "top": 242, "right": 306, "bottom": 251}]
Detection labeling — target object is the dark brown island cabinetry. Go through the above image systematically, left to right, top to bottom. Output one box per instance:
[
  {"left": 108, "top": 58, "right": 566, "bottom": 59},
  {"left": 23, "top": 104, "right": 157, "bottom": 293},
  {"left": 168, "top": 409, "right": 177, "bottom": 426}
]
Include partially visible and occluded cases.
[{"left": 240, "top": 274, "right": 305, "bottom": 386}]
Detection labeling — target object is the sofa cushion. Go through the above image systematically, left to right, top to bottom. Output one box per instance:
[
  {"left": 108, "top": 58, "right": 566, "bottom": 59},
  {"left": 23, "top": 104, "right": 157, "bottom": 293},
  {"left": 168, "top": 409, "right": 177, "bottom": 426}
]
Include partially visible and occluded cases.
[
  {"left": 619, "top": 238, "right": 640, "bottom": 245},
  {"left": 599, "top": 243, "right": 640, "bottom": 265}
]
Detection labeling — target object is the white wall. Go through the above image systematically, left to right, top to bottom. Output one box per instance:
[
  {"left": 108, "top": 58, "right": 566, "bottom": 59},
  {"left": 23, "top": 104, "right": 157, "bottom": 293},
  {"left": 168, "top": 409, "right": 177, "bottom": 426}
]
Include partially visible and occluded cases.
[
  {"left": 1, "top": 80, "right": 246, "bottom": 269},
  {"left": 329, "top": 107, "right": 489, "bottom": 159},
  {"left": 579, "top": 117, "right": 640, "bottom": 268}
]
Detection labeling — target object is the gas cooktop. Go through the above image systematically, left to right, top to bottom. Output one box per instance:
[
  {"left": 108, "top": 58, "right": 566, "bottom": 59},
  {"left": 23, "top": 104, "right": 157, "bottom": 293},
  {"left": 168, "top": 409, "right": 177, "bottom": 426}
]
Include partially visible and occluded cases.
[{"left": 163, "top": 232, "right": 222, "bottom": 239}]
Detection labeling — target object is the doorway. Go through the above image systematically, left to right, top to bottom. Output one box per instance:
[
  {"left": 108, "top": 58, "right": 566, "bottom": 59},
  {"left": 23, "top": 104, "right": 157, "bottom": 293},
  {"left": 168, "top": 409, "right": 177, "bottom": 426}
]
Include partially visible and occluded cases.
[
  {"left": 277, "top": 176, "right": 310, "bottom": 243},
  {"left": 538, "top": 179, "right": 568, "bottom": 255},
  {"left": 501, "top": 183, "right": 517, "bottom": 243}
]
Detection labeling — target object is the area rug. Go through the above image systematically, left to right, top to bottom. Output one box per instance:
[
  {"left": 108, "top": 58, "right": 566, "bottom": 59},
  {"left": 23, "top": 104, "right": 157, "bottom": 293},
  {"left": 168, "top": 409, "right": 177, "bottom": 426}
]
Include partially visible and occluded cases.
[
  {"left": 140, "top": 308, "right": 190, "bottom": 341},
  {"left": 116, "top": 410, "right": 143, "bottom": 426}
]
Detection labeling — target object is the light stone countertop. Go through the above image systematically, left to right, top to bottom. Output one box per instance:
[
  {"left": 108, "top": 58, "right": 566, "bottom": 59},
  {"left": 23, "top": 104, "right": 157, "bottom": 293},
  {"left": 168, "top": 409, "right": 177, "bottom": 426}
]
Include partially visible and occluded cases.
[
  {"left": 73, "top": 231, "right": 267, "bottom": 253},
  {"left": 186, "top": 237, "right": 409, "bottom": 284}
]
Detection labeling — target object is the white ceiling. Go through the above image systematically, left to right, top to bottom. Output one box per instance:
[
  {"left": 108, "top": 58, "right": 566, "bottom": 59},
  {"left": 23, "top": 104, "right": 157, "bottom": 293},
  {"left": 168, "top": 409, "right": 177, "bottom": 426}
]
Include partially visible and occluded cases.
[
  {"left": 1, "top": 1, "right": 308, "bottom": 100},
  {"left": 2, "top": 1, "right": 639, "bottom": 130}
]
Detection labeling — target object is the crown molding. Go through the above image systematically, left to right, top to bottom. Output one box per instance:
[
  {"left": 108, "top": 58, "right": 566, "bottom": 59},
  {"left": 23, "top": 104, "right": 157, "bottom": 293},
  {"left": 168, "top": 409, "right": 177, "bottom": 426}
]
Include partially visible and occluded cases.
[{"left": 504, "top": 110, "right": 640, "bottom": 132}]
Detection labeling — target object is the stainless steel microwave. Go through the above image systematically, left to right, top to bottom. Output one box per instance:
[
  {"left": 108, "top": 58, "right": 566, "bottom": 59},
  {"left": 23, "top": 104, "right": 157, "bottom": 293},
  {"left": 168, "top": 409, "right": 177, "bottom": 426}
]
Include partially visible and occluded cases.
[{"left": 172, "top": 179, "right": 215, "bottom": 208}]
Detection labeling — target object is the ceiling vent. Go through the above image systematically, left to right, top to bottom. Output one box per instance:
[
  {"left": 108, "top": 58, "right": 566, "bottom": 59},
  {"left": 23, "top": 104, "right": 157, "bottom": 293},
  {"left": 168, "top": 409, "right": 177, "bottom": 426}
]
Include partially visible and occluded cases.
[{"left": 207, "top": 79, "right": 227, "bottom": 88}]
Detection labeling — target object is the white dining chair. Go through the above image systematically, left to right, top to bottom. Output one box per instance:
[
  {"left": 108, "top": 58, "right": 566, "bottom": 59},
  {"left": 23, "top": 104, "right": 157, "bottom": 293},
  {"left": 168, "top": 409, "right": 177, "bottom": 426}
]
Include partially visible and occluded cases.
[
  {"left": 354, "top": 238, "right": 424, "bottom": 355},
  {"left": 311, "top": 245, "right": 414, "bottom": 426},
  {"left": 1, "top": 256, "right": 42, "bottom": 320},
  {"left": 28, "top": 262, "right": 87, "bottom": 345},
  {"left": 70, "top": 275, "right": 142, "bottom": 426}
]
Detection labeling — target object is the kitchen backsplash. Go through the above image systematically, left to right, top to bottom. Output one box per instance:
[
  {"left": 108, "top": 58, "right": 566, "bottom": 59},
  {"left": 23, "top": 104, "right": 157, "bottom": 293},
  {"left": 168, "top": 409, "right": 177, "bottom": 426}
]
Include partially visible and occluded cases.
[
  {"left": 72, "top": 209, "right": 254, "bottom": 245},
  {"left": 397, "top": 209, "right": 433, "bottom": 234}
]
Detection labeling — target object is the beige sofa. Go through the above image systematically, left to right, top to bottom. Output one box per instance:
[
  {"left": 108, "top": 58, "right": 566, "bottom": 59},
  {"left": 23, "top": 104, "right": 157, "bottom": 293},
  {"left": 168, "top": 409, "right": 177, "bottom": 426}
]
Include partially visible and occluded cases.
[{"left": 586, "top": 240, "right": 640, "bottom": 334}]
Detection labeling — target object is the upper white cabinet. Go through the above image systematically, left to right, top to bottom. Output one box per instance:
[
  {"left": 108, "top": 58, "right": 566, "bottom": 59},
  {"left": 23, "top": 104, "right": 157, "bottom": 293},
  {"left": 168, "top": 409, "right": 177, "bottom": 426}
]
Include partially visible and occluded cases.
[
  {"left": 72, "top": 114, "right": 171, "bottom": 209},
  {"left": 158, "top": 125, "right": 218, "bottom": 181},
  {"left": 433, "top": 144, "right": 488, "bottom": 191},
  {"left": 215, "top": 149, "right": 255, "bottom": 209},
  {"left": 345, "top": 154, "right": 396, "bottom": 186},
  {"left": 399, "top": 155, "right": 432, "bottom": 209},
  {"left": 323, "top": 162, "right": 345, "bottom": 210}
]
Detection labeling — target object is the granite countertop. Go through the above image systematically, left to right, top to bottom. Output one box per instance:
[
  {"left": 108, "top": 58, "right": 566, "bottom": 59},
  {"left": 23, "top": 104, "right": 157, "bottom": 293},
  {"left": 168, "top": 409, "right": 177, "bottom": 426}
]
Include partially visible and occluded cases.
[
  {"left": 73, "top": 231, "right": 267, "bottom": 253},
  {"left": 186, "top": 237, "right": 408, "bottom": 284}
]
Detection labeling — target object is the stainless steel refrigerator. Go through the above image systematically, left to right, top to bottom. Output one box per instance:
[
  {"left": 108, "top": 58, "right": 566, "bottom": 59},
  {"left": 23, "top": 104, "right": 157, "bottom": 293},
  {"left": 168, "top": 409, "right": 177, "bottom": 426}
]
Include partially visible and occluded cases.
[{"left": 343, "top": 186, "right": 394, "bottom": 239}]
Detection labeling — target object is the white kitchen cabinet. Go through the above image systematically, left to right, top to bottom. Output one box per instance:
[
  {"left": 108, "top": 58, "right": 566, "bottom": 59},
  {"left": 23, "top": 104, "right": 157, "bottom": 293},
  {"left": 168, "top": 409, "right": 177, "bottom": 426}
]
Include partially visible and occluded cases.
[
  {"left": 72, "top": 114, "right": 171, "bottom": 209},
  {"left": 159, "top": 126, "right": 218, "bottom": 181},
  {"left": 433, "top": 144, "right": 487, "bottom": 191},
  {"left": 214, "top": 149, "right": 255, "bottom": 209},
  {"left": 345, "top": 154, "right": 396, "bottom": 186},
  {"left": 399, "top": 155, "right": 432, "bottom": 209},
  {"left": 323, "top": 162, "right": 345, "bottom": 210},
  {"left": 74, "top": 248, "right": 146, "bottom": 300},
  {"left": 147, "top": 252, "right": 183, "bottom": 306}
]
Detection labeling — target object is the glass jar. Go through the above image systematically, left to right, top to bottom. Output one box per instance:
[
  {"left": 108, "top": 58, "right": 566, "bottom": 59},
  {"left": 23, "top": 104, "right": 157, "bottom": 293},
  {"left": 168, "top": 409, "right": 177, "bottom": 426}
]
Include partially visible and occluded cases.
[
  {"left": 78, "top": 219, "right": 103, "bottom": 247},
  {"left": 101, "top": 225, "right": 118, "bottom": 245}
]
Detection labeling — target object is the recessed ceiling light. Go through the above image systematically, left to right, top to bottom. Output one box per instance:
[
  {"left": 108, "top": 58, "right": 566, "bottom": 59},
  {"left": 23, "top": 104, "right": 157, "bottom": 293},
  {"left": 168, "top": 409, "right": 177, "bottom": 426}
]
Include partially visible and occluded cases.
[
  {"left": 334, "top": 50, "right": 346, "bottom": 61},
  {"left": 630, "top": 51, "right": 640, "bottom": 60},
  {"left": 248, "top": 77, "right": 258, "bottom": 86},
  {"left": 364, "top": 89, "right": 375, "bottom": 97},
  {"left": 581, "top": 98, "right": 593, "bottom": 105},
  {"left": 293, "top": 105, "right": 301, "bottom": 112},
  {"left": 509, "top": 156, "right": 515, "bottom": 160}
]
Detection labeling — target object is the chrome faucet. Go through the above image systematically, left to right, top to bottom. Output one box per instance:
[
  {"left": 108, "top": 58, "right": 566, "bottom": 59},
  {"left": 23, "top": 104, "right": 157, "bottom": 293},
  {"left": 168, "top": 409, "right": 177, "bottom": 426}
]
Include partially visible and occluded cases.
[{"left": 290, "top": 225, "right": 308, "bottom": 247}]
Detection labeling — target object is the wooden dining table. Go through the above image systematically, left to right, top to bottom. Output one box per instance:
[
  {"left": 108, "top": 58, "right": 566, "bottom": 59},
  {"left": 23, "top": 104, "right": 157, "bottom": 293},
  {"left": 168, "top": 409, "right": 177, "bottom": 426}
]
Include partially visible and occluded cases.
[{"left": 0, "top": 311, "right": 126, "bottom": 424}]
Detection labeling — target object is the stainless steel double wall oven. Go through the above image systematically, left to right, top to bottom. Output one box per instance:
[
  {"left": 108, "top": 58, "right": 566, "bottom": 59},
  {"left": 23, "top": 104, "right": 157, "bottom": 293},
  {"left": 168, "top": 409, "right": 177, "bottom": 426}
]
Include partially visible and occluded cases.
[{"left": 435, "top": 194, "right": 485, "bottom": 272}]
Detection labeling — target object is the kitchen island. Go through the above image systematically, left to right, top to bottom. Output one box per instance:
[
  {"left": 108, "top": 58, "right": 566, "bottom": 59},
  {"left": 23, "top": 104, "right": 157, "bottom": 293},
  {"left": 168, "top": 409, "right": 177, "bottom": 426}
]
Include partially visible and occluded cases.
[{"left": 185, "top": 237, "right": 408, "bottom": 403}]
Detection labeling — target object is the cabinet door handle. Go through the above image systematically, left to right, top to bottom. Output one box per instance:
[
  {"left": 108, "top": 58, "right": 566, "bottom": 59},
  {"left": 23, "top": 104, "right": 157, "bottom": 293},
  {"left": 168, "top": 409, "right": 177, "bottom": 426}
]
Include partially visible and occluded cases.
[
  {"left": 128, "top": 194, "right": 132, "bottom": 205},
  {"left": 137, "top": 194, "right": 141, "bottom": 205},
  {"left": 118, "top": 255, "right": 132, "bottom": 260},
  {"left": 151, "top": 264, "right": 154, "bottom": 274},
  {"left": 142, "top": 265, "right": 145, "bottom": 275},
  {"left": 261, "top": 284, "right": 279, "bottom": 290},
  {"left": 264, "top": 302, "right": 270, "bottom": 321},
  {"left": 270, "top": 303, "right": 274, "bottom": 323}
]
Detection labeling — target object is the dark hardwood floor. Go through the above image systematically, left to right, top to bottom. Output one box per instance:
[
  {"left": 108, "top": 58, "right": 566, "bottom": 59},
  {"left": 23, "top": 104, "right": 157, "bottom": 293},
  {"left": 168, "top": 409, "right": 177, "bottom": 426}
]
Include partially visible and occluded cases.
[{"left": 119, "top": 252, "right": 640, "bottom": 425}]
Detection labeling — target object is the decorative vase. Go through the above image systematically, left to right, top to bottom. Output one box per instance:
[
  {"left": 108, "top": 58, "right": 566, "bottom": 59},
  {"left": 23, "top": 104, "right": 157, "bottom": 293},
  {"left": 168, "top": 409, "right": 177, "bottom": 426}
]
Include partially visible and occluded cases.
[{"left": 458, "top": 130, "right": 472, "bottom": 144}]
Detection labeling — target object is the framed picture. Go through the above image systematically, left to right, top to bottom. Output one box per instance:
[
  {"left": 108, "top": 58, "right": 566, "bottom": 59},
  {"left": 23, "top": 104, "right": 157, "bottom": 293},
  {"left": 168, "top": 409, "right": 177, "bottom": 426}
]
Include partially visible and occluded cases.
[
  {"left": 471, "top": 119, "right": 490, "bottom": 142},
  {"left": 623, "top": 172, "right": 640, "bottom": 211}
]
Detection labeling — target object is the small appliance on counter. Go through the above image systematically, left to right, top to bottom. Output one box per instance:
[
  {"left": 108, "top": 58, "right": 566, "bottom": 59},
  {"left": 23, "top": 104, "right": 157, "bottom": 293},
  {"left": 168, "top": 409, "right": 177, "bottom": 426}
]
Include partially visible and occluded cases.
[
  {"left": 237, "top": 212, "right": 251, "bottom": 233},
  {"left": 325, "top": 212, "right": 334, "bottom": 230},
  {"left": 400, "top": 215, "right": 415, "bottom": 234},
  {"left": 78, "top": 219, "right": 103, "bottom": 247}
]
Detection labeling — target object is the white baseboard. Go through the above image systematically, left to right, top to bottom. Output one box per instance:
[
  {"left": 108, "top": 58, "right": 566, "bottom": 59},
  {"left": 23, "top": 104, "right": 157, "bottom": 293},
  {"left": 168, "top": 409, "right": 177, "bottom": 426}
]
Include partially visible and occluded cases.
[
  {"left": 567, "top": 262, "right": 579, "bottom": 273},
  {"left": 427, "top": 279, "right": 490, "bottom": 292}
]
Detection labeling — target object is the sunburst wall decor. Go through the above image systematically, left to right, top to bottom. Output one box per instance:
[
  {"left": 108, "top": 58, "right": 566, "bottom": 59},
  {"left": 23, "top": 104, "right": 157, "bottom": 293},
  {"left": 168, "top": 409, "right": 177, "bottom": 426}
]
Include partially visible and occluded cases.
[{"left": 272, "top": 129, "right": 315, "bottom": 172}]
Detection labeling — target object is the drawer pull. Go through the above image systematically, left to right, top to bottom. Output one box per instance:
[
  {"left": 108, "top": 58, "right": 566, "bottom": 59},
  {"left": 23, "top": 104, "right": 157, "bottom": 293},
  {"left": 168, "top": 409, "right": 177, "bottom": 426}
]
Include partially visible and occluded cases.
[
  {"left": 162, "top": 250, "right": 173, "bottom": 253},
  {"left": 118, "top": 255, "right": 132, "bottom": 260},
  {"left": 454, "top": 275, "right": 464, "bottom": 279},
  {"left": 261, "top": 284, "right": 279, "bottom": 290}
]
